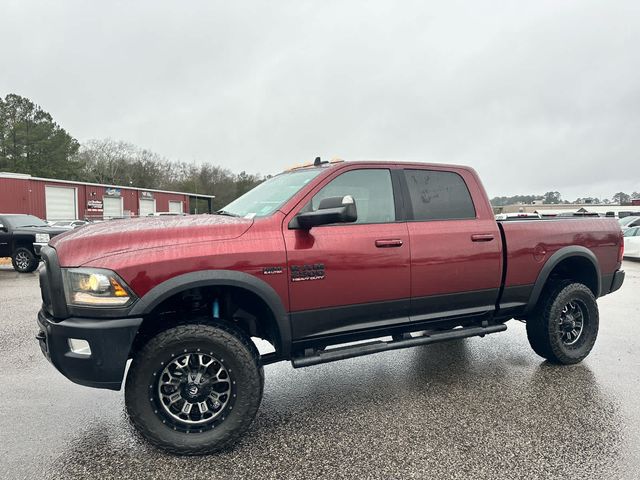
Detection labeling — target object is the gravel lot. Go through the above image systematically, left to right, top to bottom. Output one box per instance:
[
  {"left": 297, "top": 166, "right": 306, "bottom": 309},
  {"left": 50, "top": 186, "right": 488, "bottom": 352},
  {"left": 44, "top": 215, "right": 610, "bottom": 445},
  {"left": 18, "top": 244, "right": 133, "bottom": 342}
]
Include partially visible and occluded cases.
[{"left": 1, "top": 260, "right": 639, "bottom": 480}]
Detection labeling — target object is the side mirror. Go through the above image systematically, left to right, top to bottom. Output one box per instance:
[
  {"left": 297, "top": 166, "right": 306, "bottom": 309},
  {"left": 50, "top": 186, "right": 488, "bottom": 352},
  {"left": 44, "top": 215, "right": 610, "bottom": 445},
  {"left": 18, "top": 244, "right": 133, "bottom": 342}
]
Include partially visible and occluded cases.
[
  {"left": 295, "top": 196, "right": 358, "bottom": 229},
  {"left": 0, "top": 223, "right": 6, "bottom": 232}
]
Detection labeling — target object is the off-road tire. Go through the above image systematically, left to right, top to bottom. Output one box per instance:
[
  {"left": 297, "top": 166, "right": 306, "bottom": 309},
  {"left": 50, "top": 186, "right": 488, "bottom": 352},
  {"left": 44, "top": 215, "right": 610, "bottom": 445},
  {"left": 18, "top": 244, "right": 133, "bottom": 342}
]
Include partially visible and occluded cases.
[
  {"left": 12, "top": 247, "right": 38, "bottom": 273},
  {"left": 526, "top": 280, "right": 599, "bottom": 365},
  {"left": 125, "top": 322, "right": 263, "bottom": 455}
]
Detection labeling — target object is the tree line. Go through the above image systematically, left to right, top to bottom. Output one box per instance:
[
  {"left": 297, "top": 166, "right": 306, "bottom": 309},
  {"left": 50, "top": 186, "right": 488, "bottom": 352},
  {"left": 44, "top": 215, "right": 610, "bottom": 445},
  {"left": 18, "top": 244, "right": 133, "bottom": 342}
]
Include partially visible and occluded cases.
[
  {"left": 0, "top": 93, "right": 263, "bottom": 210},
  {"left": 76, "top": 139, "right": 264, "bottom": 210},
  {"left": 490, "top": 191, "right": 640, "bottom": 207}
]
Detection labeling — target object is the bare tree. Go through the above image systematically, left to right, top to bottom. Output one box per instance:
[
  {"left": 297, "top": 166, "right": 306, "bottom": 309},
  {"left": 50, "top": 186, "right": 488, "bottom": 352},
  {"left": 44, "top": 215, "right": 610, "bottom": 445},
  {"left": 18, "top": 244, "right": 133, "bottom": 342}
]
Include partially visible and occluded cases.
[{"left": 77, "top": 138, "right": 264, "bottom": 209}]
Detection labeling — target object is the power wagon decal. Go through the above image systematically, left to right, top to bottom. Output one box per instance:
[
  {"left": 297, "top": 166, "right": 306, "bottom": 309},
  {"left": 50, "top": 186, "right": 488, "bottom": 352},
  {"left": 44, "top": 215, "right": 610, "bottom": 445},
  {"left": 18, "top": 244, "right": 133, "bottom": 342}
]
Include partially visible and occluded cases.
[{"left": 290, "top": 263, "right": 325, "bottom": 282}]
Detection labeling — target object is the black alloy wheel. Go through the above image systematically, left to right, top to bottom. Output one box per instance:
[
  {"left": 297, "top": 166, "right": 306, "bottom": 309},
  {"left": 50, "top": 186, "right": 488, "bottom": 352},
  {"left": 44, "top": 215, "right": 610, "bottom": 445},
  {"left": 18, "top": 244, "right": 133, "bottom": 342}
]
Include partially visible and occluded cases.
[{"left": 125, "top": 322, "right": 264, "bottom": 455}]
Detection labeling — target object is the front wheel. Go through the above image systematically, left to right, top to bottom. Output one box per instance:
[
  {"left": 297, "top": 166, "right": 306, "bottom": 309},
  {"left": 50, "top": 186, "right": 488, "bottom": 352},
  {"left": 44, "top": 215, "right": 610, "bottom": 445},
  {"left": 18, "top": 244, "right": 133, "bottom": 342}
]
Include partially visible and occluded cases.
[
  {"left": 12, "top": 247, "right": 38, "bottom": 273},
  {"left": 526, "top": 281, "right": 599, "bottom": 365},
  {"left": 125, "top": 323, "right": 263, "bottom": 455}
]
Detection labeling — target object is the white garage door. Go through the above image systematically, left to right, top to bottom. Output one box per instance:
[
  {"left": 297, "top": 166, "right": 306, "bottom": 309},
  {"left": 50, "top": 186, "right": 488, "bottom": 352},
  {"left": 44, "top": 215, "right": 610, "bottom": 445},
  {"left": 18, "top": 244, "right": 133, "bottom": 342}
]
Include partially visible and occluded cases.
[
  {"left": 45, "top": 186, "right": 77, "bottom": 221},
  {"left": 103, "top": 197, "right": 123, "bottom": 219},
  {"left": 139, "top": 198, "right": 156, "bottom": 217},
  {"left": 168, "top": 201, "right": 183, "bottom": 214}
]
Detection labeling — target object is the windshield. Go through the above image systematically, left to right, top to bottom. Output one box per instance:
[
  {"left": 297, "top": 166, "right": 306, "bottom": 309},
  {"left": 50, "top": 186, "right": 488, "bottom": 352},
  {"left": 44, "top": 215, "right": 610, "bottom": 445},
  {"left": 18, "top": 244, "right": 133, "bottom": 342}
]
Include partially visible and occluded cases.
[
  {"left": 220, "top": 168, "right": 324, "bottom": 218},
  {"left": 4, "top": 215, "right": 48, "bottom": 228},
  {"left": 619, "top": 216, "right": 639, "bottom": 226}
]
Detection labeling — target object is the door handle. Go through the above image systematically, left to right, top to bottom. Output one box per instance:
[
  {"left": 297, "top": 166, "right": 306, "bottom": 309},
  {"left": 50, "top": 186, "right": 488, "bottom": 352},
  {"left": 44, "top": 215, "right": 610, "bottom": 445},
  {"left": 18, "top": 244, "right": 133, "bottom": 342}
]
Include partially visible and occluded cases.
[
  {"left": 471, "top": 234, "right": 495, "bottom": 242},
  {"left": 375, "top": 239, "right": 404, "bottom": 248}
]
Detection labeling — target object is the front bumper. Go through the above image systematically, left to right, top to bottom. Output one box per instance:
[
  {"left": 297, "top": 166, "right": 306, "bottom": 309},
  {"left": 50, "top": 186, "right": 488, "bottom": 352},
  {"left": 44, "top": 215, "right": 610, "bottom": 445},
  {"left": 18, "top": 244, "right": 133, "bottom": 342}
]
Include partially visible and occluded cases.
[{"left": 37, "top": 308, "right": 142, "bottom": 390}]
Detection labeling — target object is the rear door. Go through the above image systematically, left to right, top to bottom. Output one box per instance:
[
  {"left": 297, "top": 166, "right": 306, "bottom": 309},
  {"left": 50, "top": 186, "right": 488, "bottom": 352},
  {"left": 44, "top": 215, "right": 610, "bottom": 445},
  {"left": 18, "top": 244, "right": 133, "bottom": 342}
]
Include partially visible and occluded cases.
[
  {"left": 284, "top": 167, "right": 411, "bottom": 341},
  {"left": 401, "top": 167, "right": 503, "bottom": 322},
  {"left": 624, "top": 227, "right": 640, "bottom": 257}
]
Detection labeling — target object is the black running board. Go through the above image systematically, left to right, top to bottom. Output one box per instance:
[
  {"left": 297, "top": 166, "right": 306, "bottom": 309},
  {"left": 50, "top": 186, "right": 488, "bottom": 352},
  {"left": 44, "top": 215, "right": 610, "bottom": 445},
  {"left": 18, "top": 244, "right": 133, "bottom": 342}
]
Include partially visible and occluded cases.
[{"left": 291, "top": 323, "right": 507, "bottom": 368}]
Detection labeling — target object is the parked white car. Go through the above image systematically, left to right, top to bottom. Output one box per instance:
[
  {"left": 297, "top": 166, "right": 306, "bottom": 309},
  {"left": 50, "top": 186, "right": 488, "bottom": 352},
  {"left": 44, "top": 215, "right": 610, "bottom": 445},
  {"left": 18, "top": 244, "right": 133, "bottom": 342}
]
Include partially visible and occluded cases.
[
  {"left": 619, "top": 215, "right": 640, "bottom": 232},
  {"left": 50, "top": 220, "right": 88, "bottom": 230},
  {"left": 623, "top": 227, "right": 640, "bottom": 259}
]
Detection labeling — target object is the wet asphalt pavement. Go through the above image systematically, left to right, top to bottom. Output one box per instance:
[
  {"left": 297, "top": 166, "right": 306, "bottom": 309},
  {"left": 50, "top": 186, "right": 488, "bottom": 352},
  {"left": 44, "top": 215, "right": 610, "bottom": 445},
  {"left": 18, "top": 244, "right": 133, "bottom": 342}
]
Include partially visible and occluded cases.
[{"left": 1, "top": 261, "right": 639, "bottom": 480}]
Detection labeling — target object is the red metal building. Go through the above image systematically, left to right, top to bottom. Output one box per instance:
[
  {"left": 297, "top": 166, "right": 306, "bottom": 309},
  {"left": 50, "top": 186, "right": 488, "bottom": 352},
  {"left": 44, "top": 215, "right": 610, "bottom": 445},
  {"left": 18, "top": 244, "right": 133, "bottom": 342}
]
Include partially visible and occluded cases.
[{"left": 0, "top": 172, "right": 214, "bottom": 221}]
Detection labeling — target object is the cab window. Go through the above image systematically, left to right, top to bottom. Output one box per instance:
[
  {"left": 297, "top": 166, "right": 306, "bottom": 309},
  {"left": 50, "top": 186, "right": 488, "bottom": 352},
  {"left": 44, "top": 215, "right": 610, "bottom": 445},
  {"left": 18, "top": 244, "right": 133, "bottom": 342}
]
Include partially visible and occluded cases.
[
  {"left": 304, "top": 169, "right": 396, "bottom": 224},
  {"left": 404, "top": 169, "right": 476, "bottom": 221}
]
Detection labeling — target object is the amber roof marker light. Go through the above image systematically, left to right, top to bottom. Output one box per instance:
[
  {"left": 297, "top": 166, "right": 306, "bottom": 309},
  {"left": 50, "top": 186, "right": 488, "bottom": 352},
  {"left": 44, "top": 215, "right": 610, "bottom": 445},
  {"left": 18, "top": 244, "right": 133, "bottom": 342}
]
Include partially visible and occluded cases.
[{"left": 286, "top": 156, "right": 345, "bottom": 171}]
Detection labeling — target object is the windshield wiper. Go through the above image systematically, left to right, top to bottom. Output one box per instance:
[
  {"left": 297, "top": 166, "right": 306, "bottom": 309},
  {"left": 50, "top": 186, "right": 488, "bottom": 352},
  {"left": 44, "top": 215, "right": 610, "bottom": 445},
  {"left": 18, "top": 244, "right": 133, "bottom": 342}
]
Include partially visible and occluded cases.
[{"left": 216, "top": 210, "right": 240, "bottom": 217}]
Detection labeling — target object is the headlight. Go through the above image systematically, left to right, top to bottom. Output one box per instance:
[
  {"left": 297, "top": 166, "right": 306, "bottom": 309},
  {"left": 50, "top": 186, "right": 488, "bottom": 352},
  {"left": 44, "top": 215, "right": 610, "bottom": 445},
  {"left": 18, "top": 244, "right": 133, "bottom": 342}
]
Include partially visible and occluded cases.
[
  {"left": 35, "top": 233, "right": 50, "bottom": 243},
  {"left": 62, "top": 268, "right": 135, "bottom": 307}
]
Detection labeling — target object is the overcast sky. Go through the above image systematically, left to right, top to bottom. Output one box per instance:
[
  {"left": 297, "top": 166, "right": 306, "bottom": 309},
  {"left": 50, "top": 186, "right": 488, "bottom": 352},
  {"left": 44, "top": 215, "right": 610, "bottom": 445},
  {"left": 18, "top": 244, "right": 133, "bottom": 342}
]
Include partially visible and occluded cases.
[{"left": 2, "top": 0, "right": 639, "bottom": 200}]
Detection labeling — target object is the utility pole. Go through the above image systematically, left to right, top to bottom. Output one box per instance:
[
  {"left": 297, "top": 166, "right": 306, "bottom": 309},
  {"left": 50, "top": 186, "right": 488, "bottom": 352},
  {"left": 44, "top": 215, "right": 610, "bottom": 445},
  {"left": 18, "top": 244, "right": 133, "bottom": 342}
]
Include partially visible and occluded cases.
[{"left": 193, "top": 158, "right": 198, "bottom": 214}]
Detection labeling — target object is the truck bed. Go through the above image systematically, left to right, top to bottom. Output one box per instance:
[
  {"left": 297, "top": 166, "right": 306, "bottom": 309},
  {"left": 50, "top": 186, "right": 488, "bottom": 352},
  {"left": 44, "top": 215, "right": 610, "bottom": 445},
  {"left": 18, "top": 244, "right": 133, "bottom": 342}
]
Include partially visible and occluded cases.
[{"left": 497, "top": 217, "right": 622, "bottom": 316}]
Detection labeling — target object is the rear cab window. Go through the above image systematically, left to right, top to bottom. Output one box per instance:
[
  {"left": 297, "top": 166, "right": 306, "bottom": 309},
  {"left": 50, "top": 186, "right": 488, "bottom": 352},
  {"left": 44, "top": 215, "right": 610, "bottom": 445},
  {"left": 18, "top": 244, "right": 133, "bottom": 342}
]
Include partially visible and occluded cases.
[{"left": 403, "top": 169, "right": 476, "bottom": 221}]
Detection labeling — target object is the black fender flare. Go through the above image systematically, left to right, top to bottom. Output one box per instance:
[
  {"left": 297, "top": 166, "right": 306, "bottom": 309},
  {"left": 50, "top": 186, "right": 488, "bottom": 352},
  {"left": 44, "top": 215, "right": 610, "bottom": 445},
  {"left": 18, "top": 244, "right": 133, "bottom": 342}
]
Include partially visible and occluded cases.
[
  {"left": 11, "top": 233, "right": 36, "bottom": 254},
  {"left": 523, "top": 246, "right": 601, "bottom": 314},
  {"left": 129, "top": 270, "right": 291, "bottom": 357}
]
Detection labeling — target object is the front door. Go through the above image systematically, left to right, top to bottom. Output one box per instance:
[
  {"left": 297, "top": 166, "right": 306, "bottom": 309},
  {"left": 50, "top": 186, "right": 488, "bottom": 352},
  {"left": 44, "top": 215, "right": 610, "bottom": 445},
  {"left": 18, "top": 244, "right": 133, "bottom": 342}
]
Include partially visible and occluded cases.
[{"left": 284, "top": 167, "right": 411, "bottom": 341}]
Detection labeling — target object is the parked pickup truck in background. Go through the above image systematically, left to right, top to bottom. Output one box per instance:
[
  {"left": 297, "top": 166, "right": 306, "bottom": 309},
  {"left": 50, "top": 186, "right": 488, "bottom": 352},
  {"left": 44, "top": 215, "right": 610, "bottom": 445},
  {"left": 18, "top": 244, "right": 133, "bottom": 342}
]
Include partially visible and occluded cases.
[
  {"left": 35, "top": 159, "right": 625, "bottom": 454},
  {"left": 0, "top": 214, "right": 68, "bottom": 272}
]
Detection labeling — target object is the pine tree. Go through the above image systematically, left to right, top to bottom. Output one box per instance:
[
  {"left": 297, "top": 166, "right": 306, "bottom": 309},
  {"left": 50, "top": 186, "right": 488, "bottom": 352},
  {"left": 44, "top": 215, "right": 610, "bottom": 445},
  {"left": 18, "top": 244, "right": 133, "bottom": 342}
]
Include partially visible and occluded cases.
[{"left": 0, "top": 93, "right": 81, "bottom": 179}]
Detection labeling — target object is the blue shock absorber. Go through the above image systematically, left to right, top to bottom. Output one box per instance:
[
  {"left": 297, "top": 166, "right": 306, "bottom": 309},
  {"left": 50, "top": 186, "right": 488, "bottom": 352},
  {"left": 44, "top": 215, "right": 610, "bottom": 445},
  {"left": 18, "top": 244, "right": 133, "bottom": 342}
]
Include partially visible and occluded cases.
[{"left": 212, "top": 298, "right": 220, "bottom": 319}]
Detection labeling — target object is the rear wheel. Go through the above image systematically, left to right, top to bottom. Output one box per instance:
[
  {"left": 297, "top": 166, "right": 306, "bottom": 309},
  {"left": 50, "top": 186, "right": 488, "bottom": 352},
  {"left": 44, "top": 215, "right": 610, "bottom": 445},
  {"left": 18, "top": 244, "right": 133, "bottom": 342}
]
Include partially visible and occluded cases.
[
  {"left": 12, "top": 247, "right": 38, "bottom": 273},
  {"left": 526, "top": 281, "right": 599, "bottom": 365},
  {"left": 125, "top": 323, "right": 263, "bottom": 455}
]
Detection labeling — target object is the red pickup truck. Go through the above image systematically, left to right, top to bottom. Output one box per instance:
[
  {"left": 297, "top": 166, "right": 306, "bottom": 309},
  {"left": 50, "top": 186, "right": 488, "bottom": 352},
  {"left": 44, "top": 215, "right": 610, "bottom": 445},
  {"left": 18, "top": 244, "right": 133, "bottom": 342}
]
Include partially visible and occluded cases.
[{"left": 36, "top": 160, "right": 625, "bottom": 454}]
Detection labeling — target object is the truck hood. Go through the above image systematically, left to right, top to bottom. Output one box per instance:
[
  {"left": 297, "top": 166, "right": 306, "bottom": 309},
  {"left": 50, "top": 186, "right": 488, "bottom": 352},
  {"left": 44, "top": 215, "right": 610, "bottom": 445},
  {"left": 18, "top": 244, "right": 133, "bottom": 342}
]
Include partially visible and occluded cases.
[{"left": 50, "top": 214, "right": 253, "bottom": 266}]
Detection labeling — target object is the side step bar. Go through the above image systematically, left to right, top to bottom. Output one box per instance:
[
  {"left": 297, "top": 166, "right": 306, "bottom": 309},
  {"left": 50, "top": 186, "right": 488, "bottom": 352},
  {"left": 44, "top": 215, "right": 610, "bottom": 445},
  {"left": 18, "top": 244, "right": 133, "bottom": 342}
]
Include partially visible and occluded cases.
[{"left": 291, "top": 323, "right": 507, "bottom": 368}]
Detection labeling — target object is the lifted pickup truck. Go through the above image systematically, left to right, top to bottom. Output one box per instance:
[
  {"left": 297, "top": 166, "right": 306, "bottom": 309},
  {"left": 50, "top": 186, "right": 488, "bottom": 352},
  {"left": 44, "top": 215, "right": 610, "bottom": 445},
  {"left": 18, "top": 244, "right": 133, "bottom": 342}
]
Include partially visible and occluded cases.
[
  {"left": 36, "top": 160, "right": 625, "bottom": 454},
  {"left": 0, "top": 214, "right": 67, "bottom": 272}
]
